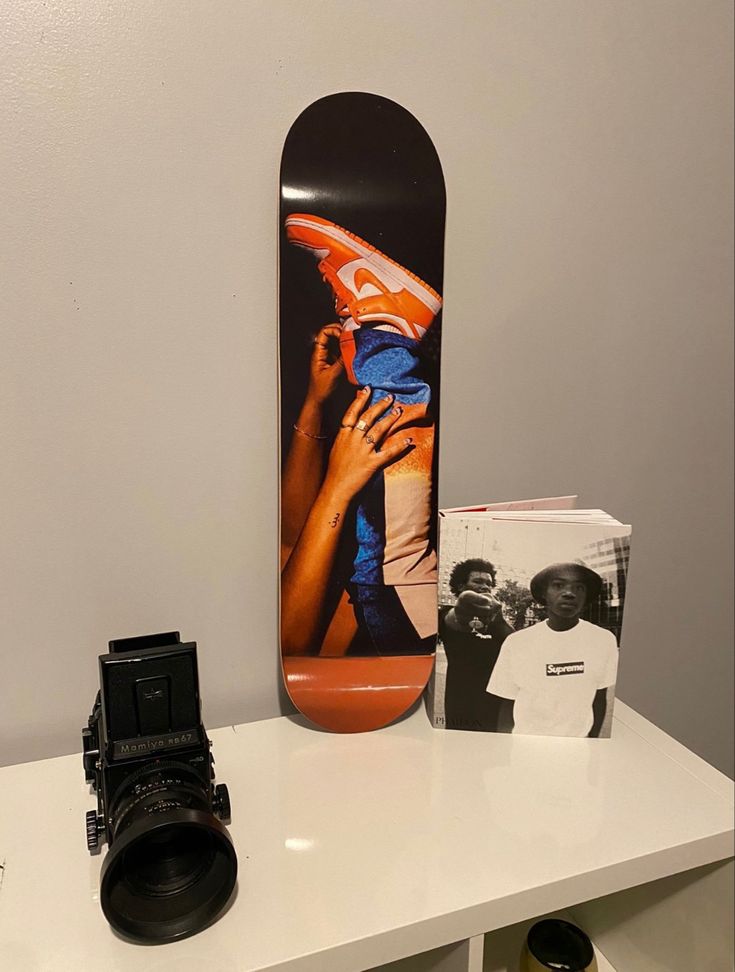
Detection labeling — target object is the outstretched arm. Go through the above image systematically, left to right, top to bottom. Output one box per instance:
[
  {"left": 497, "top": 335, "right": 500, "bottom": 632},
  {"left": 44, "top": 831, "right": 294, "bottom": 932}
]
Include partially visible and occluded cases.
[
  {"left": 281, "top": 324, "right": 344, "bottom": 568},
  {"left": 281, "top": 389, "right": 411, "bottom": 656},
  {"left": 444, "top": 590, "right": 504, "bottom": 633}
]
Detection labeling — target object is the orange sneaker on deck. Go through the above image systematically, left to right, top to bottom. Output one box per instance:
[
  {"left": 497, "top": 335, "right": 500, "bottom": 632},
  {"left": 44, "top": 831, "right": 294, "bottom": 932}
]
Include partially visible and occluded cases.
[{"left": 285, "top": 213, "right": 442, "bottom": 341}]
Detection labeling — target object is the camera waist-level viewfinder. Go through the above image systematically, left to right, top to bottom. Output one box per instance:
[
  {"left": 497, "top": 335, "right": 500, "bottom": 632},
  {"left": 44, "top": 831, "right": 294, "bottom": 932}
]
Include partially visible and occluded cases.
[{"left": 82, "top": 631, "right": 237, "bottom": 943}]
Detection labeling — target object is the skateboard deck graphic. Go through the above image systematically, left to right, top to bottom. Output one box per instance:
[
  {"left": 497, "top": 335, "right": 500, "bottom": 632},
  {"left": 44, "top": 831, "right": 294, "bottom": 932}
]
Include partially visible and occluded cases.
[{"left": 279, "top": 92, "right": 445, "bottom": 732}]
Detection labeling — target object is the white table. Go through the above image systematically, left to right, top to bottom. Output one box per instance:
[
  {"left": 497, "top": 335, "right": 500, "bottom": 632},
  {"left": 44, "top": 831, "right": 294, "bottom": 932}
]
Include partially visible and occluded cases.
[{"left": 1, "top": 701, "right": 732, "bottom": 972}]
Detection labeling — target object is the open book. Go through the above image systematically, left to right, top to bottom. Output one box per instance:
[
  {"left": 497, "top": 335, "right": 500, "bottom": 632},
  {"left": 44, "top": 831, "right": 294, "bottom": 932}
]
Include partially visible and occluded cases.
[{"left": 426, "top": 496, "right": 631, "bottom": 738}]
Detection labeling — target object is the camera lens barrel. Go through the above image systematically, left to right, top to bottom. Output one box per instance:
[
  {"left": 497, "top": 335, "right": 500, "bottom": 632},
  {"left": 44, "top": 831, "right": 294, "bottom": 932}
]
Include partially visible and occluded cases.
[{"left": 100, "top": 761, "right": 237, "bottom": 943}]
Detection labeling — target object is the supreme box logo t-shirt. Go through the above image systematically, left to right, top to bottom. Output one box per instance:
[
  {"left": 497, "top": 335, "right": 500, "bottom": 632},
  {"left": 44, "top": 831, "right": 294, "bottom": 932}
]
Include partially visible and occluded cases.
[{"left": 486, "top": 619, "right": 619, "bottom": 737}]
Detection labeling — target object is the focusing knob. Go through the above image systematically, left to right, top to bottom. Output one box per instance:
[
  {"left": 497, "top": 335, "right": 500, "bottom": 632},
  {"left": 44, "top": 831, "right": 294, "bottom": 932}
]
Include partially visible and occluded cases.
[
  {"left": 213, "top": 783, "right": 231, "bottom": 822},
  {"left": 86, "top": 811, "right": 103, "bottom": 853}
]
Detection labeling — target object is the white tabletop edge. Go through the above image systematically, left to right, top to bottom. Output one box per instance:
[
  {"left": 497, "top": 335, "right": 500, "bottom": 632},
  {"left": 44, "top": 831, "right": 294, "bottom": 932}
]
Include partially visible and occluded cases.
[
  {"left": 613, "top": 700, "right": 735, "bottom": 806},
  {"left": 237, "top": 833, "right": 735, "bottom": 972}
]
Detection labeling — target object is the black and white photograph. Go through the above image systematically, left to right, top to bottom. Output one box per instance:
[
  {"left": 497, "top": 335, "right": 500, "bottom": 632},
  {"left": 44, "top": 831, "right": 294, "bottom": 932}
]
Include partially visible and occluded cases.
[{"left": 428, "top": 511, "right": 631, "bottom": 738}]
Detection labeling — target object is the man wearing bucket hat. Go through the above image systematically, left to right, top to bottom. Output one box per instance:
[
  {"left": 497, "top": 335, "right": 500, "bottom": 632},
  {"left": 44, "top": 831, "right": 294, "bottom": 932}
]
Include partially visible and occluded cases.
[{"left": 486, "top": 562, "right": 618, "bottom": 737}]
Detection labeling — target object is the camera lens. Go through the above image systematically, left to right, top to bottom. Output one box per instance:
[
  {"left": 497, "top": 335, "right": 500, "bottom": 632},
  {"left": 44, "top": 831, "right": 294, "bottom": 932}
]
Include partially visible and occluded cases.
[
  {"left": 99, "top": 763, "right": 237, "bottom": 943},
  {"left": 121, "top": 825, "right": 215, "bottom": 896}
]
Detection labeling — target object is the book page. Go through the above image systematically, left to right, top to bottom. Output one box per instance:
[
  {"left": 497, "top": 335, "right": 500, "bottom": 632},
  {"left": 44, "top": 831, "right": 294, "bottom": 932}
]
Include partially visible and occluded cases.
[
  {"left": 440, "top": 495, "right": 578, "bottom": 514},
  {"left": 452, "top": 510, "right": 625, "bottom": 526}
]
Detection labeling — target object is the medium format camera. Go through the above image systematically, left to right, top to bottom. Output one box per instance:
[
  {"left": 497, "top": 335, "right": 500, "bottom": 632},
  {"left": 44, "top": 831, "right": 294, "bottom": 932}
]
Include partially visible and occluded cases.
[{"left": 82, "top": 631, "right": 237, "bottom": 943}]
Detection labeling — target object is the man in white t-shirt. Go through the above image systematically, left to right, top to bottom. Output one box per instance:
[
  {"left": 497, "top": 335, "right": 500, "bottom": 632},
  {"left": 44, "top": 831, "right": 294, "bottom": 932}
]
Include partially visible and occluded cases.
[{"left": 486, "top": 562, "right": 619, "bottom": 737}]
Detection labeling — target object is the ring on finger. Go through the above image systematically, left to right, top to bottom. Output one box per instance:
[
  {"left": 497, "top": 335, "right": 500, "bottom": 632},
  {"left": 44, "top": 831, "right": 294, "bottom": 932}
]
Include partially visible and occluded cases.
[
  {"left": 356, "top": 419, "right": 369, "bottom": 432},
  {"left": 340, "top": 423, "right": 355, "bottom": 429}
]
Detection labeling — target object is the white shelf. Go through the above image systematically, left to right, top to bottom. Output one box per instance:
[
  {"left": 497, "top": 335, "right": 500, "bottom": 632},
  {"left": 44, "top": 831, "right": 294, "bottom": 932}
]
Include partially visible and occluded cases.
[
  {"left": 0, "top": 701, "right": 732, "bottom": 972},
  {"left": 369, "top": 913, "right": 619, "bottom": 972}
]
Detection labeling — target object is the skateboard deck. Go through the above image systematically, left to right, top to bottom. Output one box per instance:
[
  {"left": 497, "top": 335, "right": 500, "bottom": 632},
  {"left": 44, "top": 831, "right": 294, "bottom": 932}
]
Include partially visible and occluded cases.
[{"left": 279, "top": 92, "right": 445, "bottom": 732}]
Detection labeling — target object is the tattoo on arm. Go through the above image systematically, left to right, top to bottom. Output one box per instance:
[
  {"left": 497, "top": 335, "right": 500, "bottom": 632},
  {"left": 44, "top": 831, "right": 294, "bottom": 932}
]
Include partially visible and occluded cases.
[{"left": 329, "top": 512, "right": 341, "bottom": 528}]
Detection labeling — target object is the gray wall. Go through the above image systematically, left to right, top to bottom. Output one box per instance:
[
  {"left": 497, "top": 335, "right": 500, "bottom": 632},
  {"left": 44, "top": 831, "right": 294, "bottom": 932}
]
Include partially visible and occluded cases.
[{"left": 2, "top": 1, "right": 732, "bottom": 775}]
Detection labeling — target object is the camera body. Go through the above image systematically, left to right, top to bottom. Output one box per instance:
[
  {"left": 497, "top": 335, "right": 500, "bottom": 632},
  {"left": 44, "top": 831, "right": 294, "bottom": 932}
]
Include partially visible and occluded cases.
[
  {"left": 82, "top": 631, "right": 236, "bottom": 943},
  {"left": 83, "top": 631, "right": 229, "bottom": 850}
]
